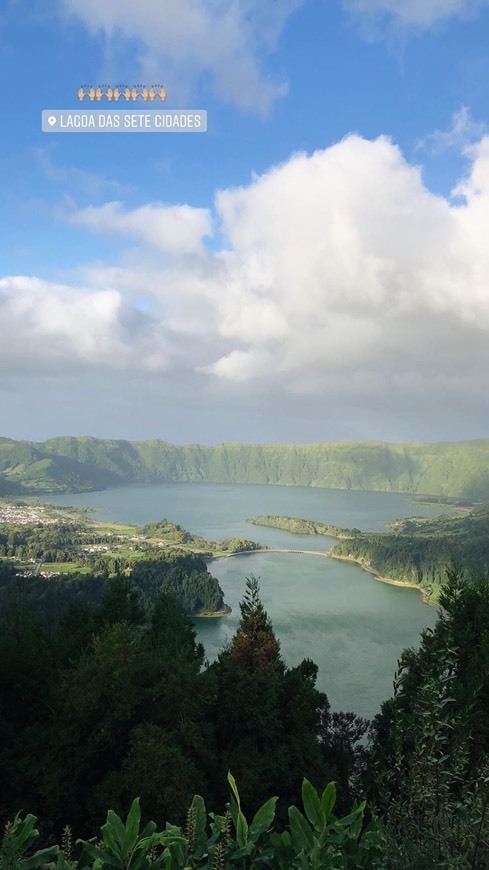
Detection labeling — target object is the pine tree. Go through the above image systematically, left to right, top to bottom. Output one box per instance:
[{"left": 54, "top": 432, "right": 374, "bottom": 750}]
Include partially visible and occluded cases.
[
  {"left": 227, "top": 574, "right": 282, "bottom": 672},
  {"left": 210, "top": 576, "right": 329, "bottom": 814}
]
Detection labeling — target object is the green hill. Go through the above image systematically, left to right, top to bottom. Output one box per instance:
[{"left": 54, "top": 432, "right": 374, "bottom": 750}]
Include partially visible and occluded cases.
[
  {"left": 1, "top": 435, "right": 489, "bottom": 498},
  {"left": 0, "top": 474, "right": 22, "bottom": 496},
  {"left": 327, "top": 505, "right": 489, "bottom": 602}
]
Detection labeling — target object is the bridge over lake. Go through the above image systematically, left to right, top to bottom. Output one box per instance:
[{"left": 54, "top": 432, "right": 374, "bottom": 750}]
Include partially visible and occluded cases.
[{"left": 224, "top": 547, "right": 332, "bottom": 558}]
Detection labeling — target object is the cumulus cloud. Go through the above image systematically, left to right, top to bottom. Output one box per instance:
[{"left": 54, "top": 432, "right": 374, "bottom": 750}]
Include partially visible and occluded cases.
[
  {"left": 58, "top": 0, "right": 301, "bottom": 113},
  {"left": 342, "top": 0, "right": 489, "bottom": 27},
  {"left": 4, "top": 132, "right": 489, "bottom": 436},
  {"left": 200, "top": 133, "right": 489, "bottom": 410},
  {"left": 69, "top": 201, "right": 212, "bottom": 256},
  {"left": 0, "top": 275, "right": 189, "bottom": 376},
  {"left": 0, "top": 276, "right": 127, "bottom": 372}
]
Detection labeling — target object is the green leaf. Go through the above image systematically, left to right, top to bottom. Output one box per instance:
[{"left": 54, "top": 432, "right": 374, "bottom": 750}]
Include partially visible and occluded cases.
[
  {"left": 227, "top": 771, "right": 241, "bottom": 809},
  {"left": 302, "top": 779, "right": 323, "bottom": 832},
  {"left": 320, "top": 783, "right": 336, "bottom": 821},
  {"left": 190, "top": 794, "right": 207, "bottom": 853},
  {"left": 228, "top": 796, "right": 238, "bottom": 828},
  {"left": 249, "top": 796, "right": 278, "bottom": 842},
  {"left": 122, "top": 798, "right": 141, "bottom": 853},
  {"left": 332, "top": 801, "right": 367, "bottom": 832},
  {"left": 335, "top": 801, "right": 366, "bottom": 828},
  {"left": 288, "top": 806, "right": 315, "bottom": 853},
  {"left": 102, "top": 810, "right": 126, "bottom": 857},
  {"left": 236, "top": 810, "right": 249, "bottom": 848},
  {"left": 10, "top": 814, "right": 39, "bottom": 851},
  {"left": 349, "top": 815, "right": 363, "bottom": 841},
  {"left": 140, "top": 820, "right": 157, "bottom": 839},
  {"left": 100, "top": 825, "right": 122, "bottom": 859},
  {"left": 138, "top": 832, "right": 186, "bottom": 852},
  {"left": 75, "top": 839, "right": 100, "bottom": 860},
  {"left": 77, "top": 841, "right": 120, "bottom": 869},
  {"left": 232, "top": 842, "right": 255, "bottom": 859},
  {"left": 21, "top": 847, "right": 60, "bottom": 869},
  {"left": 129, "top": 849, "right": 150, "bottom": 870},
  {"left": 56, "top": 852, "right": 72, "bottom": 870},
  {"left": 94, "top": 852, "right": 122, "bottom": 869}
]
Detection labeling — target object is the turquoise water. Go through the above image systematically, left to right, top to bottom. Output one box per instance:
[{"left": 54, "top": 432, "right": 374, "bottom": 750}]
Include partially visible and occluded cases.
[{"left": 49, "top": 483, "right": 442, "bottom": 718}]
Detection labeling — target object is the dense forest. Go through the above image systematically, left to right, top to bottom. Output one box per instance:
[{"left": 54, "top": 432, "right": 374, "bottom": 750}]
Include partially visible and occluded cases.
[
  {"left": 2, "top": 435, "right": 489, "bottom": 499},
  {"left": 330, "top": 506, "right": 489, "bottom": 602},
  {"left": 0, "top": 507, "right": 265, "bottom": 617},
  {"left": 0, "top": 550, "right": 227, "bottom": 620},
  {"left": 1, "top": 564, "right": 488, "bottom": 867},
  {"left": 0, "top": 566, "right": 362, "bottom": 847}
]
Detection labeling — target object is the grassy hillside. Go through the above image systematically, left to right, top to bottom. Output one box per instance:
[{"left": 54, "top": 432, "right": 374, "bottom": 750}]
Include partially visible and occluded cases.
[
  {"left": 1, "top": 435, "right": 489, "bottom": 498},
  {"left": 0, "top": 437, "right": 118, "bottom": 492}
]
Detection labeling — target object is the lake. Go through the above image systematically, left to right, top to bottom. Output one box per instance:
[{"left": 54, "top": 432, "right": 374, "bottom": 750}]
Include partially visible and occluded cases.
[{"left": 48, "top": 482, "right": 443, "bottom": 719}]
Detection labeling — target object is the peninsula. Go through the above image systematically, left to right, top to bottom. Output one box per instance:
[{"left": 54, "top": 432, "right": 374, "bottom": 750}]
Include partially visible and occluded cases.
[
  {"left": 0, "top": 501, "right": 262, "bottom": 620},
  {"left": 247, "top": 507, "right": 489, "bottom": 605}
]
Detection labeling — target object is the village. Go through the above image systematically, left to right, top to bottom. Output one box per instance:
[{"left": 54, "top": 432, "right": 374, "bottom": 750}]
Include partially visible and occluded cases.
[
  {"left": 0, "top": 500, "right": 260, "bottom": 582},
  {"left": 0, "top": 502, "right": 62, "bottom": 526}
]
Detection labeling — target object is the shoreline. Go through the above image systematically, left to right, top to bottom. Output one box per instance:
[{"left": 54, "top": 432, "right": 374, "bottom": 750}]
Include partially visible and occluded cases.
[
  {"left": 238, "top": 516, "right": 442, "bottom": 606},
  {"left": 214, "top": 546, "right": 435, "bottom": 607},
  {"left": 325, "top": 551, "right": 433, "bottom": 604},
  {"left": 193, "top": 606, "right": 232, "bottom": 618}
]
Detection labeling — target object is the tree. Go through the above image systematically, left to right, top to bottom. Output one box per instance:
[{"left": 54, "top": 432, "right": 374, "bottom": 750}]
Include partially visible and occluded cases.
[
  {"left": 367, "top": 568, "right": 489, "bottom": 867},
  {"left": 226, "top": 574, "right": 281, "bottom": 671},
  {"left": 97, "top": 575, "right": 145, "bottom": 627},
  {"left": 209, "top": 576, "right": 329, "bottom": 815},
  {"left": 17, "top": 595, "right": 213, "bottom": 836}
]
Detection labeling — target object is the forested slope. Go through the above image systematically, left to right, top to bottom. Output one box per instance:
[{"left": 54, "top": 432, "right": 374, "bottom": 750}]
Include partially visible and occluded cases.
[
  {"left": 1, "top": 435, "right": 489, "bottom": 498},
  {"left": 329, "top": 506, "right": 489, "bottom": 602},
  {"left": 249, "top": 507, "right": 489, "bottom": 604},
  {"left": 2, "top": 571, "right": 489, "bottom": 867}
]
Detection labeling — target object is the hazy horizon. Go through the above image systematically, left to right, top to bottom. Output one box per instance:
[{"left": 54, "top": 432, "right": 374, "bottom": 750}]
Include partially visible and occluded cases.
[{"left": 2, "top": 431, "right": 489, "bottom": 448}]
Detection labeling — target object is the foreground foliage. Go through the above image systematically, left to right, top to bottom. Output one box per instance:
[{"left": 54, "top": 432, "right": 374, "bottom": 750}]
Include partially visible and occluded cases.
[
  {"left": 1, "top": 565, "right": 489, "bottom": 867},
  {"left": 368, "top": 568, "right": 489, "bottom": 867},
  {"left": 0, "top": 575, "right": 354, "bottom": 839},
  {"left": 0, "top": 775, "right": 382, "bottom": 869}
]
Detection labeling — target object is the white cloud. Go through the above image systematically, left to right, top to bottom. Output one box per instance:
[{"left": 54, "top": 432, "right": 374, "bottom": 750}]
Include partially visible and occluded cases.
[
  {"left": 59, "top": 0, "right": 301, "bottom": 113},
  {"left": 342, "top": 0, "right": 489, "bottom": 27},
  {"left": 417, "top": 106, "right": 487, "bottom": 154},
  {"left": 4, "top": 133, "right": 489, "bottom": 437},
  {"left": 199, "top": 134, "right": 489, "bottom": 402},
  {"left": 70, "top": 201, "right": 212, "bottom": 256},
  {"left": 0, "top": 274, "right": 201, "bottom": 378},
  {"left": 0, "top": 276, "right": 127, "bottom": 371}
]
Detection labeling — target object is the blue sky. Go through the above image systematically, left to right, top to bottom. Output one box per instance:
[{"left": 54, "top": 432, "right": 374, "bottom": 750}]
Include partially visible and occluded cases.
[{"left": 1, "top": 0, "right": 489, "bottom": 443}]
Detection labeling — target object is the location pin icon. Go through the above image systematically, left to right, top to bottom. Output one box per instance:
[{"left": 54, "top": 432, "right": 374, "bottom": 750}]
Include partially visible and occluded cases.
[{"left": 48, "top": 115, "right": 56, "bottom": 126}]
